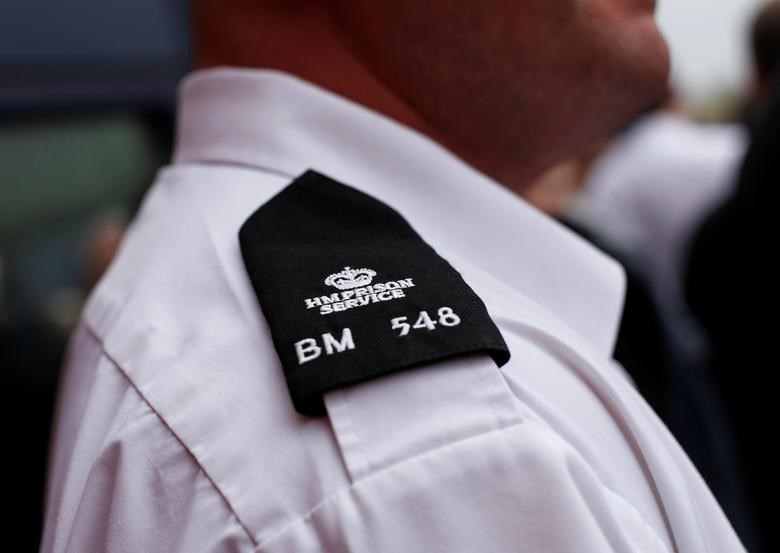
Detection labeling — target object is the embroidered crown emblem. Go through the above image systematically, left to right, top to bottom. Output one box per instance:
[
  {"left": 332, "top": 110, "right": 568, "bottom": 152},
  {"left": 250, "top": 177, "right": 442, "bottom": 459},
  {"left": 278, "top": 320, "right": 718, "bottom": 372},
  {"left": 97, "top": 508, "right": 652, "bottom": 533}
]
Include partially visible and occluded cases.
[{"left": 325, "top": 266, "right": 377, "bottom": 290}]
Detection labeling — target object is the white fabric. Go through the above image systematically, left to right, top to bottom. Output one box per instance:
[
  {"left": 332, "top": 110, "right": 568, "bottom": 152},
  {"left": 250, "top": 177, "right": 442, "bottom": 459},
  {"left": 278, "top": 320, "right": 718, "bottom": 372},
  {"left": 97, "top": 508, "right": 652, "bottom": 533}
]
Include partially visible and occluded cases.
[
  {"left": 40, "top": 68, "right": 746, "bottom": 552},
  {"left": 568, "top": 112, "right": 747, "bottom": 313}
]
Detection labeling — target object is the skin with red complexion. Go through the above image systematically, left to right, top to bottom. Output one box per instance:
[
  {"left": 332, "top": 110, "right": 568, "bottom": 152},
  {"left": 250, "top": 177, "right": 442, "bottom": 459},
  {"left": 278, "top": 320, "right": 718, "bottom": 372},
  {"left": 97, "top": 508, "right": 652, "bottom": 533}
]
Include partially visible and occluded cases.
[{"left": 192, "top": 0, "right": 669, "bottom": 195}]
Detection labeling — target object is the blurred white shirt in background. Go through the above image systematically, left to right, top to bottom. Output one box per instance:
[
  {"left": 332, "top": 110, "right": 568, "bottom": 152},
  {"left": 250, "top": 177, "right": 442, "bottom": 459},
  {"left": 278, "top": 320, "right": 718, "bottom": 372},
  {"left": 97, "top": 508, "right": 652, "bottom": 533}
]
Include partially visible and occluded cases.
[{"left": 568, "top": 112, "right": 747, "bottom": 316}]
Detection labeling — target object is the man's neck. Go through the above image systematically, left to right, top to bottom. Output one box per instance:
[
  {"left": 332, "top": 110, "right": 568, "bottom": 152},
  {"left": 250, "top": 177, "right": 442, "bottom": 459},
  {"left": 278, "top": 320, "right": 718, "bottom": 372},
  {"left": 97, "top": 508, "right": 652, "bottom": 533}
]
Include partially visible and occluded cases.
[{"left": 192, "top": 4, "right": 543, "bottom": 194}]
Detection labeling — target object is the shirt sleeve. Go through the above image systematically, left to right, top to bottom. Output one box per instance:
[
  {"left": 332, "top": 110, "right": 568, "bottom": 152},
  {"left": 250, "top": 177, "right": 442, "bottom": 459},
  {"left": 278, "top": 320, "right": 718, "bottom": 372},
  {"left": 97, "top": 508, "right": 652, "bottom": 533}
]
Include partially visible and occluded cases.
[{"left": 39, "top": 324, "right": 256, "bottom": 553}]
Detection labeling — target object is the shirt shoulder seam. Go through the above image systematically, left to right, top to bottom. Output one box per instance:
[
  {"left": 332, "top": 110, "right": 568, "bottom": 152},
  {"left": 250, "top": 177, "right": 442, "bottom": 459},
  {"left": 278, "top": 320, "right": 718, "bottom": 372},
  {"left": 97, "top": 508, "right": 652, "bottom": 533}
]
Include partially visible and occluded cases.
[{"left": 80, "top": 319, "right": 260, "bottom": 549}]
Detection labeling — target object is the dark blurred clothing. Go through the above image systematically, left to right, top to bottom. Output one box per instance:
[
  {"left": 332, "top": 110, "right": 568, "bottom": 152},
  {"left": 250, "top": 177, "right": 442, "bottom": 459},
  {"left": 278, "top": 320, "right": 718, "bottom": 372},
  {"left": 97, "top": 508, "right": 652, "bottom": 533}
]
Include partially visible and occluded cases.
[
  {"left": 684, "top": 83, "right": 780, "bottom": 553},
  {"left": 1, "top": 322, "right": 65, "bottom": 552}
]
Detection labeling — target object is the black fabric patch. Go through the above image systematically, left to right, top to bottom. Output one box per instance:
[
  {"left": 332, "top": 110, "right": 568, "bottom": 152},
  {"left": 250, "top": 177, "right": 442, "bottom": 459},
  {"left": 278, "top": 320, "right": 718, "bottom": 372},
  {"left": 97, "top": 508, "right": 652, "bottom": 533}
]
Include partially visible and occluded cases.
[{"left": 239, "top": 170, "right": 510, "bottom": 416}]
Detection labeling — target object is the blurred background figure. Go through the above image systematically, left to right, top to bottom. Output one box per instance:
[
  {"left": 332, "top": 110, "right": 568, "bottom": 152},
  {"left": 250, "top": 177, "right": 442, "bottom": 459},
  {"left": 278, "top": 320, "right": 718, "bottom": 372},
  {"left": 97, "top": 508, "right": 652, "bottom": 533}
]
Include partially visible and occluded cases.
[
  {"left": 0, "top": 1, "right": 190, "bottom": 550},
  {"left": 746, "top": 1, "right": 780, "bottom": 112},
  {"left": 684, "top": 3, "right": 780, "bottom": 551},
  {"left": 566, "top": 97, "right": 746, "bottom": 342}
]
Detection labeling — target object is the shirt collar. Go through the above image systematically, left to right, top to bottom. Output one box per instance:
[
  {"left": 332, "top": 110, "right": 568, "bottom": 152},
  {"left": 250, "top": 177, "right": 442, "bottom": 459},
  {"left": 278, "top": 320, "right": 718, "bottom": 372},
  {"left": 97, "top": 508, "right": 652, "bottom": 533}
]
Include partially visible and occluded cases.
[{"left": 173, "top": 66, "right": 626, "bottom": 358}]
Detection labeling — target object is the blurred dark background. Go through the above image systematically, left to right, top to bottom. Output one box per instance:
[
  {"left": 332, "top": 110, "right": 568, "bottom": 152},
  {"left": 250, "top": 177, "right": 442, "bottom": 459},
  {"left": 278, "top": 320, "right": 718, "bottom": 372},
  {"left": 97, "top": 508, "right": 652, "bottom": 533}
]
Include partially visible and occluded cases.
[{"left": 0, "top": 1, "right": 190, "bottom": 550}]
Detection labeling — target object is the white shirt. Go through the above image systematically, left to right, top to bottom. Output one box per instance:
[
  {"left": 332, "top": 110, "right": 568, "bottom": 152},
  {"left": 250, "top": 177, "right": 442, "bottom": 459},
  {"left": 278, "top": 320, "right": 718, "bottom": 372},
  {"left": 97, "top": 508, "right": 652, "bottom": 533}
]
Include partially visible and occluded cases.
[
  {"left": 40, "top": 68, "right": 746, "bottom": 553},
  {"left": 568, "top": 112, "right": 747, "bottom": 315}
]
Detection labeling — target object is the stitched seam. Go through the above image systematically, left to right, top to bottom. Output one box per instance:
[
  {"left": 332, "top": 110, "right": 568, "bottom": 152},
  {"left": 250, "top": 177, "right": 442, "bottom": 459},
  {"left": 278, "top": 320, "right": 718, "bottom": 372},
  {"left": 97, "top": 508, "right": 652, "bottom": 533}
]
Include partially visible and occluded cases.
[
  {"left": 174, "top": 158, "right": 297, "bottom": 180},
  {"left": 80, "top": 320, "right": 259, "bottom": 548}
]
